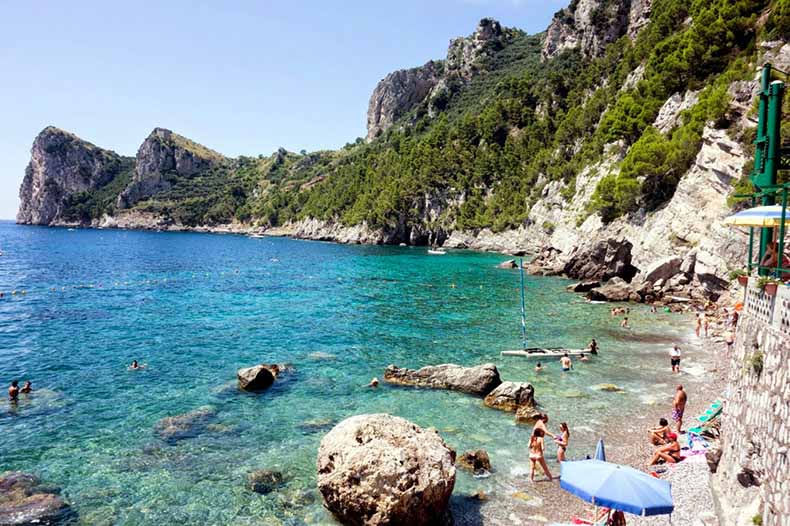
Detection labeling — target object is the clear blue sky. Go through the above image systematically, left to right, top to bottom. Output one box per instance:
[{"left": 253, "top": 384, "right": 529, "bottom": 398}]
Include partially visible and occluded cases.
[{"left": 0, "top": 0, "right": 565, "bottom": 219}]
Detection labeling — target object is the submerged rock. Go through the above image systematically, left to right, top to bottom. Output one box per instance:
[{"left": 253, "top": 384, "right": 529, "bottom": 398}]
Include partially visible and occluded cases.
[
  {"left": 567, "top": 280, "right": 601, "bottom": 293},
  {"left": 383, "top": 363, "right": 501, "bottom": 396},
  {"left": 237, "top": 364, "right": 280, "bottom": 392},
  {"left": 483, "top": 381, "right": 536, "bottom": 412},
  {"left": 593, "top": 384, "right": 625, "bottom": 393},
  {"left": 154, "top": 405, "right": 217, "bottom": 441},
  {"left": 514, "top": 405, "right": 543, "bottom": 424},
  {"left": 317, "top": 413, "right": 455, "bottom": 526},
  {"left": 458, "top": 450, "right": 491, "bottom": 475},
  {"left": 247, "top": 469, "right": 285, "bottom": 494},
  {"left": 0, "top": 471, "right": 70, "bottom": 526}
]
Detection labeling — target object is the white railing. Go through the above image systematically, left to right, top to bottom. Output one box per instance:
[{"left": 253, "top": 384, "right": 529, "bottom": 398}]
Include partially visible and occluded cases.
[{"left": 743, "top": 277, "right": 790, "bottom": 336}]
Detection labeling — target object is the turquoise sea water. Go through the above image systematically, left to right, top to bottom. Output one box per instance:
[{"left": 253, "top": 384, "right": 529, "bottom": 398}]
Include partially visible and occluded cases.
[{"left": 0, "top": 221, "right": 705, "bottom": 525}]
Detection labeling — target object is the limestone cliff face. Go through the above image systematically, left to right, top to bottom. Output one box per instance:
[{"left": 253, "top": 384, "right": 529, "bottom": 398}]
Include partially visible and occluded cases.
[
  {"left": 541, "top": 0, "right": 652, "bottom": 60},
  {"left": 366, "top": 18, "right": 515, "bottom": 140},
  {"left": 366, "top": 61, "right": 443, "bottom": 141},
  {"left": 17, "top": 127, "right": 128, "bottom": 225},
  {"left": 116, "top": 128, "right": 225, "bottom": 209}
]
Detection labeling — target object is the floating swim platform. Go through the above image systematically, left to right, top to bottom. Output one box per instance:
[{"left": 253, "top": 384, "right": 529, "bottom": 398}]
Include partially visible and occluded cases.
[{"left": 501, "top": 348, "right": 591, "bottom": 359}]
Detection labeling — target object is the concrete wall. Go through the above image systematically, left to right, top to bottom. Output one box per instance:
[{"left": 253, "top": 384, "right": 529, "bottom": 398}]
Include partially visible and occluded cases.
[{"left": 713, "top": 279, "right": 790, "bottom": 526}]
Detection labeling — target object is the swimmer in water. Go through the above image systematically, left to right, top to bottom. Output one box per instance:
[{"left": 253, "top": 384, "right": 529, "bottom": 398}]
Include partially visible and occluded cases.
[
  {"left": 621, "top": 317, "right": 629, "bottom": 328},
  {"left": 587, "top": 338, "right": 598, "bottom": 355},
  {"left": 560, "top": 353, "right": 572, "bottom": 371},
  {"left": 579, "top": 353, "right": 589, "bottom": 362},
  {"left": 128, "top": 360, "right": 146, "bottom": 370},
  {"left": 534, "top": 362, "right": 543, "bottom": 373},
  {"left": 368, "top": 377, "right": 379, "bottom": 388},
  {"left": 8, "top": 380, "right": 19, "bottom": 402},
  {"left": 20, "top": 380, "right": 32, "bottom": 394}
]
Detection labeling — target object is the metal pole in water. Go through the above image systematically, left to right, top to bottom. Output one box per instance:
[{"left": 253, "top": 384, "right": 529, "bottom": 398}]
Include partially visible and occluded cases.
[{"left": 519, "top": 258, "right": 527, "bottom": 349}]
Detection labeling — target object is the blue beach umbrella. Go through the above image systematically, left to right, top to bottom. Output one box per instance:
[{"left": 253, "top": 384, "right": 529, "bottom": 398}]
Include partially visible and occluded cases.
[
  {"left": 594, "top": 438, "right": 606, "bottom": 461},
  {"left": 560, "top": 460, "right": 673, "bottom": 517}
]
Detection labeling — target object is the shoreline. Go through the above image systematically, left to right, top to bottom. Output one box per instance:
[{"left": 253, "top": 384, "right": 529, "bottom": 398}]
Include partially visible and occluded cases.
[{"left": 455, "top": 319, "right": 728, "bottom": 525}]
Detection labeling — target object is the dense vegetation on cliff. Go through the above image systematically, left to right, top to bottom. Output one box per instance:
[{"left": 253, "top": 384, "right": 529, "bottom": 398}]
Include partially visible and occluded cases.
[{"left": 37, "top": 0, "right": 789, "bottom": 233}]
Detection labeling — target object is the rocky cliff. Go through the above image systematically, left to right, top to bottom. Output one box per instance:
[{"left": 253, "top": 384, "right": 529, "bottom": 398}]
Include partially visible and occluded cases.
[
  {"left": 541, "top": 0, "right": 652, "bottom": 59},
  {"left": 366, "top": 18, "right": 518, "bottom": 140},
  {"left": 17, "top": 127, "right": 130, "bottom": 225},
  {"left": 116, "top": 128, "right": 225, "bottom": 209}
]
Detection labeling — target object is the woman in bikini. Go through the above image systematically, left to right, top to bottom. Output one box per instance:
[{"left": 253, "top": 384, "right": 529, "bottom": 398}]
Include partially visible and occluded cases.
[
  {"left": 554, "top": 422, "right": 570, "bottom": 462},
  {"left": 528, "top": 428, "right": 553, "bottom": 482},
  {"left": 647, "top": 432, "right": 682, "bottom": 466}
]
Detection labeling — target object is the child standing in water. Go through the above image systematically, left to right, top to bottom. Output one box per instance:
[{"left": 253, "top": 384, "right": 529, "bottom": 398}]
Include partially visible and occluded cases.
[{"left": 529, "top": 428, "right": 553, "bottom": 482}]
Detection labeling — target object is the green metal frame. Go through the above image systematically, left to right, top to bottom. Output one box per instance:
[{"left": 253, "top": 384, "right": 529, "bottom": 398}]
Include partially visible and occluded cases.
[{"left": 744, "top": 64, "right": 787, "bottom": 276}]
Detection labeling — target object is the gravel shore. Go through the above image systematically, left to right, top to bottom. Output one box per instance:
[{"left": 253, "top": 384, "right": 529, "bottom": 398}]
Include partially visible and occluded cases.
[{"left": 458, "top": 315, "right": 730, "bottom": 526}]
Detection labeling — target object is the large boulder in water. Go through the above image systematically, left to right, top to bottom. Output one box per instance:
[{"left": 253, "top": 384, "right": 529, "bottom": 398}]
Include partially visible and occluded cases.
[
  {"left": 562, "top": 238, "right": 638, "bottom": 282},
  {"left": 586, "top": 277, "right": 635, "bottom": 302},
  {"left": 383, "top": 363, "right": 501, "bottom": 396},
  {"left": 237, "top": 364, "right": 280, "bottom": 392},
  {"left": 483, "top": 381, "right": 536, "bottom": 412},
  {"left": 154, "top": 405, "right": 217, "bottom": 441},
  {"left": 317, "top": 414, "right": 455, "bottom": 526},
  {"left": 457, "top": 450, "right": 491, "bottom": 475},
  {"left": 0, "top": 471, "right": 70, "bottom": 526}
]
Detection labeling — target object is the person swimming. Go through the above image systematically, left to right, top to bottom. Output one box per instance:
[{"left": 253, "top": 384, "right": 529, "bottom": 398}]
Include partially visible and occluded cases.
[
  {"left": 587, "top": 338, "right": 598, "bottom": 354},
  {"left": 559, "top": 353, "right": 572, "bottom": 371},
  {"left": 579, "top": 353, "right": 589, "bottom": 362},
  {"left": 128, "top": 360, "right": 147, "bottom": 370},
  {"left": 534, "top": 362, "right": 544, "bottom": 373},
  {"left": 368, "top": 377, "right": 379, "bottom": 388},
  {"left": 8, "top": 380, "right": 19, "bottom": 402},
  {"left": 20, "top": 380, "right": 32, "bottom": 394}
]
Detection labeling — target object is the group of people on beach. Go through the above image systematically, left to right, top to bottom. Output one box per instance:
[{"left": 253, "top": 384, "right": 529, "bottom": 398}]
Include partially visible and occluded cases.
[
  {"left": 7, "top": 380, "right": 32, "bottom": 402},
  {"left": 646, "top": 384, "right": 688, "bottom": 466},
  {"left": 528, "top": 413, "right": 570, "bottom": 482}
]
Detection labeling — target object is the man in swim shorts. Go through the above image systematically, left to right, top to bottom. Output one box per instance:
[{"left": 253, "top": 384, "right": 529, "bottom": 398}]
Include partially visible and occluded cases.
[
  {"left": 559, "top": 353, "right": 572, "bottom": 371},
  {"left": 8, "top": 380, "right": 19, "bottom": 402},
  {"left": 672, "top": 385, "right": 687, "bottom": 433}
]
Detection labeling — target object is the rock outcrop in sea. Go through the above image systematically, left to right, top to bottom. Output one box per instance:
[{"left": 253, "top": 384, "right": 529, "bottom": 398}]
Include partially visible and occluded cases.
[
  {"left": 17, "top": 127, "right": 131, "bottom": 225},
  {"left": 116, "top": 128, "right": 225, "bottom": 209},
  {"left": 237, "top": 363, "right": 281, "bottom": 392},
  {"left": 383, "top": 363, "right": 501, "bottom": 396},
  {"left": 483, "top": 381, "right": 536, "bottom": 413},
  {"left": 154, "top": 405, "right": 218, "bottom": 442},
  {"left": 317, "top": 414, "right": 455, "bottom": 526},
  {"left": 0, "top": 471, "right": 71, "bottom": 525}
]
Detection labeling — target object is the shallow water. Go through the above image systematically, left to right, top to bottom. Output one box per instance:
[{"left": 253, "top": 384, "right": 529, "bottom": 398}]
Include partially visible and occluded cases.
[{"left": 0, "top": 222, "right": 707, "bottom": 525}]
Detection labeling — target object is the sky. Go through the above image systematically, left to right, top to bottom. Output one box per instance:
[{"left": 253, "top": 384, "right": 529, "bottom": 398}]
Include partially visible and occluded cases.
[{"left": 0, "top": 0, "right": 566, "bottom": 219}]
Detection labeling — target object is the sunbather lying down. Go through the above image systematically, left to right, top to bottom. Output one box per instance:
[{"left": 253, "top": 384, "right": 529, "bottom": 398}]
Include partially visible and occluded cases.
[{"left": 648, "top": 432, "right": 682, "bottom": 466}]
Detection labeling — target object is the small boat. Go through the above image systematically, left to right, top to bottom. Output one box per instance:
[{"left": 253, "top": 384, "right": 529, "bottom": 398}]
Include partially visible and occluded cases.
[
  {"left": 249, "top": 233, "right": 265, "bottom": 239},
  {"left": 428, "top": 248, "right": 446, "bottom": 255},
  {"left": 502, "top": 258, "right": 594, "bottom": 358},
  {"left": 501, "top": 348, "right": 590, "bottom": 358}
]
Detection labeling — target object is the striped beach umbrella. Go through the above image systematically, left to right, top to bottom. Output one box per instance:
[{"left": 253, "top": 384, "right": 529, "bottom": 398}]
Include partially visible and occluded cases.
[{"left": 723, "top": 205, "right": 790, "bottom": 227}]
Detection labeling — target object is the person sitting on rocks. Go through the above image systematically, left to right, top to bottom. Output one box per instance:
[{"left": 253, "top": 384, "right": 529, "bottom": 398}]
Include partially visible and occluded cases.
[
  {"left": 648, "top": 418, "right": 670, "bottom": 445},
  {"left": 648, "top": 432, "right": 682, "bottom": 465}
]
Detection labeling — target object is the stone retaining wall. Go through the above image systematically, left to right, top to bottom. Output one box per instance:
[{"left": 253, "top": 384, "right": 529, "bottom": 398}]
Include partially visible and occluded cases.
[{"left": 713, "top": 279, "right": 790, "bottom": 526}]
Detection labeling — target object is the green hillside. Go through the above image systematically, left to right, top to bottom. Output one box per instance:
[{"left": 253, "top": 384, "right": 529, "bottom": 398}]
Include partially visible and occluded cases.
[{"left": 63, "top": 0, "right": 788, "bottom": 233}]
